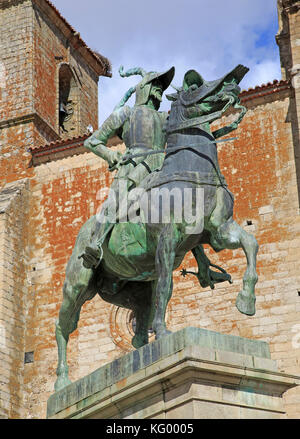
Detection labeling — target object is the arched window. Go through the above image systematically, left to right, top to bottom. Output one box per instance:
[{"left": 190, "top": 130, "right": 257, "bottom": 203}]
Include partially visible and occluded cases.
[{"left": 58, "top": 64, "right": 79, "bottom": 136}]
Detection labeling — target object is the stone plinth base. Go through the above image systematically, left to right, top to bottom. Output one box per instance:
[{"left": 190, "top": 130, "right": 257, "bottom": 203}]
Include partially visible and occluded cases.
[{"left": 47, "top": 327, "right": 300, "bottom": 419}]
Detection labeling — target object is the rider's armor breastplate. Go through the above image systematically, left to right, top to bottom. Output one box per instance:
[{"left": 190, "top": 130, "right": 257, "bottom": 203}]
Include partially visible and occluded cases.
[{"left": 127, "top": 106, "right": 166, "bottom": 153}]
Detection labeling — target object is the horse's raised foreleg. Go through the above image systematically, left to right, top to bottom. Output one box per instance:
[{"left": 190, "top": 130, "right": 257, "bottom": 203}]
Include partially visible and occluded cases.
[
  {"left": 210, "top": 218, "right": 259, "bottom": 316},
  {"left": 152, "top": 225, "right": 176, "bottom": 339}
]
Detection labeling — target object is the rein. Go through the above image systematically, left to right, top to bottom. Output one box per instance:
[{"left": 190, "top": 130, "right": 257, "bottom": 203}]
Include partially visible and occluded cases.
[{"left": 118, "top": 137, "right": 237, "bottom": 164}]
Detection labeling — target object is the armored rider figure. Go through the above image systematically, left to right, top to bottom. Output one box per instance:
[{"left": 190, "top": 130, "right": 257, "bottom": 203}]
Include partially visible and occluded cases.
[
  {"left": 81, "top": 65, "right": 234, "bottom": 289},
  {"left": 81, "top": 66, "right": 175, "bottom": 269}
]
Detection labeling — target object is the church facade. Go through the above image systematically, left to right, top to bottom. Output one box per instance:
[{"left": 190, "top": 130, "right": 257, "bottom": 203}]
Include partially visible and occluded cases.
[{"left": 0, "top": 0, "right": 300, "bottom": 418}]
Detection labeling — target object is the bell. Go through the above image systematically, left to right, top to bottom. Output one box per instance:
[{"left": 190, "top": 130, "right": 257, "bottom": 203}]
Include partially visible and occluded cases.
[{"left": 59, "top": 102, "right": 67, "bottom": 114}]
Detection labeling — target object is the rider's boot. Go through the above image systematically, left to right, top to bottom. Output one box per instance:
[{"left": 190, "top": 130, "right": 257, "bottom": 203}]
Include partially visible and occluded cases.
[
  {"left": 79, "top": 180, "right": 133, "bottom": 270},
  {"left": 79, "top": 221, "right": 113, "bottom": 269},
  {"left": 181, "top": 245, "right": 232, "bottom": 289}
]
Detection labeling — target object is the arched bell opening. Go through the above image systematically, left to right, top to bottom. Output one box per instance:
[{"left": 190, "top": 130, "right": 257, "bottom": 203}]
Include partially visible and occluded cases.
[{"left": 58, "top": 64, "right": 79, "bottom": 137}]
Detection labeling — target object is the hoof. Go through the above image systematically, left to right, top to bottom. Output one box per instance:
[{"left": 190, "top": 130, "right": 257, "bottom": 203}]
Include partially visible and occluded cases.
[
  {"left": 236, "top": 291, "right": 256, "bottom": 316},
  {"left": 155, "top": 329, "right": 172, "bottom": 340},
  {"left": 132, "top": 334, "right": 148, "bottom": 349},
  {"left": 54, "top": 375, "right": 72, "bottom": 392}
]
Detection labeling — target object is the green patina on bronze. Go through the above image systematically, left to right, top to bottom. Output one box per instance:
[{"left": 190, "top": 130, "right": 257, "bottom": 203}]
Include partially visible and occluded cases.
[{"left": 54, "top": 64, "right": 259, "bottom": 393}]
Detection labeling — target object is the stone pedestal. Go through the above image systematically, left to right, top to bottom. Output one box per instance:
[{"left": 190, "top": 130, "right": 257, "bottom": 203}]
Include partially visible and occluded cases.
[{"left": 47, "top": 327, "right": 300, "bottom": 419}]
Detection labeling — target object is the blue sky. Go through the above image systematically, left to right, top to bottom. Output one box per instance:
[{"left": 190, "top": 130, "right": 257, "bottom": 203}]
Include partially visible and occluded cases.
[{"left": 50, "top": 0, "right": 281, "bottom": 126}]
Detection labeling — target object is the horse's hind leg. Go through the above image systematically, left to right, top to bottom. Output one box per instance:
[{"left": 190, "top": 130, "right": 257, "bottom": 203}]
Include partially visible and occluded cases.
[
  {"left": 55, "top": 217, "right": 98, "bottom": 392},
  {"left": 210, "top": 218, "right": 258, "bottom": 316},
  {"left": 152, "top": 225, "right": 177, "bottom": 339},
  {"left": 55, "top": 268, "right": 97, "bottom": 392}
]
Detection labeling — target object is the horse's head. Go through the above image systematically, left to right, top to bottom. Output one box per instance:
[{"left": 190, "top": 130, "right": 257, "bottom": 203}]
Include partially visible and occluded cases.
[{"left": 166, "top": 65, "right": 249, "bottom": 134}]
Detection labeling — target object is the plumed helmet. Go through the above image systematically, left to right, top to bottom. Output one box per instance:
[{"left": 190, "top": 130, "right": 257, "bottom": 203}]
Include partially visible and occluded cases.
[
  {"left": 118, "top": 66, "right": 175, "bottom": 107},
  {"left": 135, "top": 67, "right": 175, "bottom": 106}
]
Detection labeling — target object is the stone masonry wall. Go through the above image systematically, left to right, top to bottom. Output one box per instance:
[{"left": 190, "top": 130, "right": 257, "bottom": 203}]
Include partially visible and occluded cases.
[
  {"left": 0, "top": 0, "right": 34, "bottom": 122},
  {"left": 0, "top": 1, "right": 35, "bottom": 188},
  {"left": 277, "top": 1, "right": 300, "bottom": 207},
  {"left": 289, "top": 4, "right": 300, "bottom": 207},
  {"left": 0, "top": 123, "right": 34, "bottom": 188},
  {"left": 0, "top": 179, "right": 30, "bottom": 419}
]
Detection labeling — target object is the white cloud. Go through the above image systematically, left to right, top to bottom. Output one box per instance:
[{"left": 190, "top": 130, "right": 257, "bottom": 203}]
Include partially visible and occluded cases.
[
  {"left": 50, "top": 0, "right": 281, "bottom": 124},
  {"left": 242, "top": 60, "right": 281, "bottom": 89}
]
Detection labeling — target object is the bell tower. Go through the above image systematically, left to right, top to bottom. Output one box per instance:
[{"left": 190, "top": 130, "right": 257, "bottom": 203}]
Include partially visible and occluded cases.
[
  {"left": 0, "top": 0, "right": 111, "bottom": 187},
  {"left": 276, "top": 0, "right": 300, "bottom": 204},
  {"left": 276, "top": 1, "right": 300, "bottom": 80}
]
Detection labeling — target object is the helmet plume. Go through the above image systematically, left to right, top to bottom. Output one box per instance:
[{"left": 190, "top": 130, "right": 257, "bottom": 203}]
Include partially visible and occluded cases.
[{"left": 119, "top": 65, "right": 146, "bottom": 78}]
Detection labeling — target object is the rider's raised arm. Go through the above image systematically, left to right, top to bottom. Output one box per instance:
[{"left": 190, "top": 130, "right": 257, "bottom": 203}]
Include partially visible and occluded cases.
[
  {"left": 212, "top": 98, "right": 247, "bottom": 139},
  {"left": 83, "top": 106, "right": 131, "bottom": 165},
  {"left": 212, "top": 124, "right": 238, "bottom": 139}
]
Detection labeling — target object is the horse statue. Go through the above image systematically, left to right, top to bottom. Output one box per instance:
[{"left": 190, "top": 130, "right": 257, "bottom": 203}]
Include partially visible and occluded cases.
[{"left": 54, "top": 64, "right": 258, "bottom": 392}]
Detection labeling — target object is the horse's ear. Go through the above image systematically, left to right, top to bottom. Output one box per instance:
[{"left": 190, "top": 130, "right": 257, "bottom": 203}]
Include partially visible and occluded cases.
[{"left": 166, "top": 93, "right": 178, "bottom": 101}]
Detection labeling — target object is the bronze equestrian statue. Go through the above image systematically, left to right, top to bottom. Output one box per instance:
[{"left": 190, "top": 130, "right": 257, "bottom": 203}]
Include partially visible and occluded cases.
[{"left": 54, "top": 64, "right": 258, "bottom": 392}]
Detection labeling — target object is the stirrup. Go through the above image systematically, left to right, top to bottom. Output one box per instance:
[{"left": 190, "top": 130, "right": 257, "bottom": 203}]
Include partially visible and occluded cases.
[{"left": 94, "top": 242, "right": 103, "bottom": 270}]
